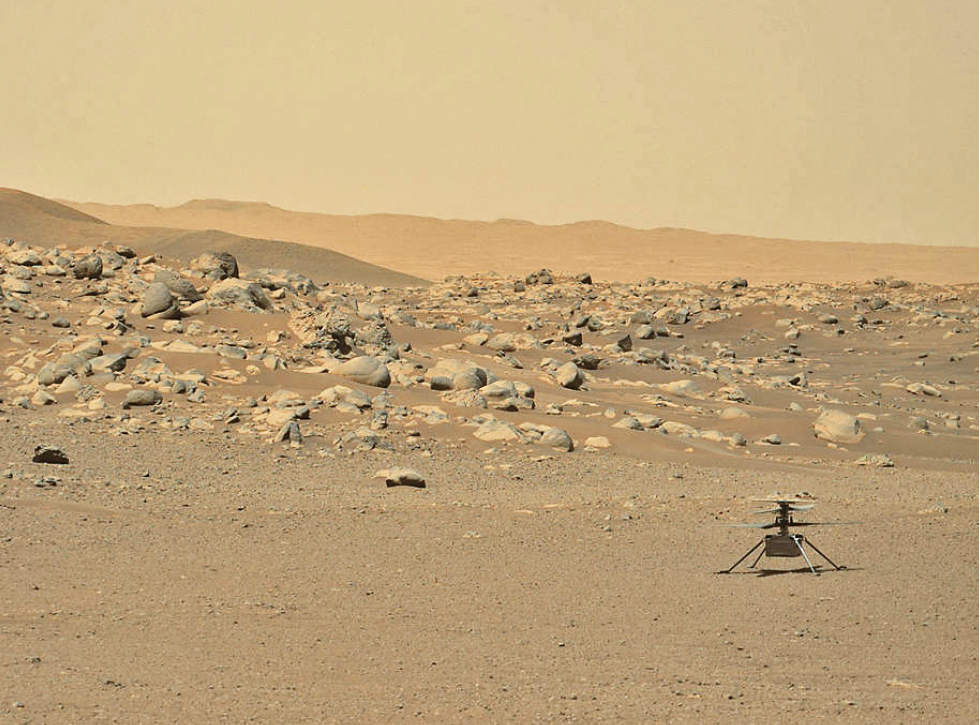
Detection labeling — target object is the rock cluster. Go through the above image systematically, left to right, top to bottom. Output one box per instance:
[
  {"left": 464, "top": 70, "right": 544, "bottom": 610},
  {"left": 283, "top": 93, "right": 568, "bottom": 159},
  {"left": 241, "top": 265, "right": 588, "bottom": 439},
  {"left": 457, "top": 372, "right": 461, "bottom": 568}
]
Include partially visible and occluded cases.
[{"left": 0, "top": 234, "right": 976, "bottom": 472}]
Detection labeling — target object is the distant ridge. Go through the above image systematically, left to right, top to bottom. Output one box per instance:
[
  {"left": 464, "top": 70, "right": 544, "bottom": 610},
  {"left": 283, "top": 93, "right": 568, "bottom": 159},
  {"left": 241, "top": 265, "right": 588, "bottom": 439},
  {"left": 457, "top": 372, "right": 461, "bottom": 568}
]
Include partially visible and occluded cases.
[
  {"left": 0, "top": 189, "right": 426, "bottom": 287},
  {"left": 64, "top": 196, "right": 979, "bottom": 284}
]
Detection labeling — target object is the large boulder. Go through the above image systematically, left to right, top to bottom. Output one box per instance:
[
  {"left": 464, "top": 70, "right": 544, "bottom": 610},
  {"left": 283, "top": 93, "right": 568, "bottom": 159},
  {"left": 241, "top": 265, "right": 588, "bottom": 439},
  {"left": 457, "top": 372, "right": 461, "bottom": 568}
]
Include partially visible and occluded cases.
[
  {"left": 192, "top": 251, "right": 239, "bottom": 280},
  {"left": 73, "top": 254, "right": 103, "bottom": 280},
  {"left": 153, "top": 269, "right": 202, "bottom": 301},
  {"left": 206, "top": 279, "right": 272, "bottom": 312},
  {"left": 141, "top": 282, "right": 179, "bottom": 318},
  {"left": 335, "top": 356, "right": 391, "bottom": 388},
  {"left": 37, "top": 362, "right": 75, "bottom": 386},
  {"left": 555, "top": 362, "right": 583, "bottom": 389},
  {"left": 124, "top": 389, "right": 163, "bottom": 408},
  {"left": 813, "top": 409, "right": 864, "bottom": 444},
  {"left": 539, "top": 427, "right": 574, "bottom": 452}
]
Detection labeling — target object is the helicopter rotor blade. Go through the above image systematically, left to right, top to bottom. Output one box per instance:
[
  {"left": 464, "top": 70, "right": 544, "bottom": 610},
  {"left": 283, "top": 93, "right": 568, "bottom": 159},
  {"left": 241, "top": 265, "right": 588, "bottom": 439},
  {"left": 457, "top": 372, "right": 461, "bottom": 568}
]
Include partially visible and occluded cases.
[
  {"left": 751, "top": 508, "right": 781, "bottom": 515},
  {"left": 786, "top": 521, "right": 861, "bottom": 527},
  {"left": 730, "top": 522, "right": 778, "bottom": 529}
]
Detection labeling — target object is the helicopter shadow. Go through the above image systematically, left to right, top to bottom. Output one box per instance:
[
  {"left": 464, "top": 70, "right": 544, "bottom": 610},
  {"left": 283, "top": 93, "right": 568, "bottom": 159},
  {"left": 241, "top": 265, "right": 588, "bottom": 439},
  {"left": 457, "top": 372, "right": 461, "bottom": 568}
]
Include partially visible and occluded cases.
[{"left": 725, "top": 566, "right": 864, "bottom": 577}]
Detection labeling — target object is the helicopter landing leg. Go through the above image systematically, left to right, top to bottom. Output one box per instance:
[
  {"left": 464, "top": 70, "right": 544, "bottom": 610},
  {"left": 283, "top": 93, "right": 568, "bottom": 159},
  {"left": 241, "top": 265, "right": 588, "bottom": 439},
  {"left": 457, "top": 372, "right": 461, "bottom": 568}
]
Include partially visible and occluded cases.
[
  {"left": 794, "top": 537, "right": 819, "bottom": 574},
  {"left": 803, "top": 538, "right": 843, "bottom": 571},
  {"left": 719, "top": 539, "right": 764, "bottom": 574},
  {"left": 749, "top": 547, "right": 765, "bottom": 569}
]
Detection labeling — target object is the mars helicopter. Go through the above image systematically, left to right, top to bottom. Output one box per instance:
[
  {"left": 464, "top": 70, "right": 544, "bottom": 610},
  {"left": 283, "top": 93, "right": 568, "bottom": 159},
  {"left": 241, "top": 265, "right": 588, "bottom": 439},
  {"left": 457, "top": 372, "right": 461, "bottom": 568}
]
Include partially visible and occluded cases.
[{"left": 719, "top": 498, "right": 849, "bottom": 575}]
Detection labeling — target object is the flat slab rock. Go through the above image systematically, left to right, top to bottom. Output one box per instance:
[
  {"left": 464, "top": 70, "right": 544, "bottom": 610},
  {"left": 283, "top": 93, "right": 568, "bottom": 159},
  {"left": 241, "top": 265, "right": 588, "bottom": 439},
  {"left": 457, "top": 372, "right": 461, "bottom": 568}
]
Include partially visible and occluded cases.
[{"left": 377, "top": 468, "right": 426, "bottom": 488}]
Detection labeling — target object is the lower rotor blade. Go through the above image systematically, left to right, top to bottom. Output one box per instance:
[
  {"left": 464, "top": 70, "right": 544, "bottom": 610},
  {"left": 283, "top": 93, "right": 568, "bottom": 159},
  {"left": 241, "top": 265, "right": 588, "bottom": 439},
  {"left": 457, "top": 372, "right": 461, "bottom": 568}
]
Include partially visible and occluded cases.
[{"left": 730, "top": 522, "right": 777, "bottom": 529}]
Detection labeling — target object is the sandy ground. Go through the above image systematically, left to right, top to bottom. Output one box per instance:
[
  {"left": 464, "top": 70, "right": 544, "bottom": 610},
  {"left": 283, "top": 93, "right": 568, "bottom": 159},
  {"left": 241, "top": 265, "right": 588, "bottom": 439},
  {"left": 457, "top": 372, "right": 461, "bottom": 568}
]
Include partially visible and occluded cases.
[{"left": 1, "top": 418, "right": 977, "bottom": 724}]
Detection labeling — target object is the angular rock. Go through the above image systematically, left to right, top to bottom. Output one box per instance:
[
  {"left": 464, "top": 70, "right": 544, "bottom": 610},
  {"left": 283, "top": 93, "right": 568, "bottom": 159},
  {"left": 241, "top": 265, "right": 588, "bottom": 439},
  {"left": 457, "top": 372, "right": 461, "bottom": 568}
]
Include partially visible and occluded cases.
[
  {"left": 192, "top": 251, "right": 239, "bottom": 279},
  {"left": 73, "top": 254, "right": 103, "bottom": 280},
  {"left": 153, "top": 269, "right": 202, "bottom": 301},
  {"left": 206, "top": 279, "right": 272, "bottom": 312},
  {"left": 275, "top": 419, "right": 302, "bottom": 444}
]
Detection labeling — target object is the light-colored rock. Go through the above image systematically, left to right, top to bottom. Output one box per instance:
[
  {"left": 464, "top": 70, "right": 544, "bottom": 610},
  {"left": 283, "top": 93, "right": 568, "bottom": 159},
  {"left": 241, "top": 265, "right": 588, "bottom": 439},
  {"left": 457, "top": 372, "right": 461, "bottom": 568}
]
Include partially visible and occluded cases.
[
  {"left": 206, "top": 278, "right": 272, "bottom": 312},
  {"left": 141, "top": 282, "right": 179, "bottom": 318},
  {"left": 335, "top": 356, "right": 391, "bottom": 388},
  {"left": 555, "top": 362, "right": 583, "bottom": 389},
  {"left": 813, "top": 409, "right": 864, "bottom": 444},
  {"left": 473, "top": 418, "right": 524, "bottom": 443},
  {"left": 377, "top": 468, "right": 426, "bottom": 488}
]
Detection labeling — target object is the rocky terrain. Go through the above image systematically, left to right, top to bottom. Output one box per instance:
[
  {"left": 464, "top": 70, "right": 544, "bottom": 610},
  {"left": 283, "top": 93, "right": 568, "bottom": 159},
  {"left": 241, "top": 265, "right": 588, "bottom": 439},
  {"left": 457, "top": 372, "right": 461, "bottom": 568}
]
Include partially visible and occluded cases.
[{"left": 1, "top": 224, "right": 977, "bottom": 722}]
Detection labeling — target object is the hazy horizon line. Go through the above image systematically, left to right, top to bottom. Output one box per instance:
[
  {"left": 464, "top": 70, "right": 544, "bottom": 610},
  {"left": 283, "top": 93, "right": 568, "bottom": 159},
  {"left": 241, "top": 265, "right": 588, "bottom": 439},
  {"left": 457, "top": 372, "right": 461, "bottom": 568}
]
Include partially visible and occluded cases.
[{"left": 53, "top": 190, "right": 978, "bottom": 250}]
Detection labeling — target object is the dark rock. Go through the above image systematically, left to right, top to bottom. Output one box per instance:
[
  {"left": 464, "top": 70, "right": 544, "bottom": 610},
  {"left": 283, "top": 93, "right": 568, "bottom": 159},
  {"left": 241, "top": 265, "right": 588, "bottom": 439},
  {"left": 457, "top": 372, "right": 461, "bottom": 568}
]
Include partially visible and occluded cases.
[
  {"left": 73, "top": 254, "right": 103, "bottom": 280},
  {"left": 32, "top": 446, "right": 69, "bottom": 464}
]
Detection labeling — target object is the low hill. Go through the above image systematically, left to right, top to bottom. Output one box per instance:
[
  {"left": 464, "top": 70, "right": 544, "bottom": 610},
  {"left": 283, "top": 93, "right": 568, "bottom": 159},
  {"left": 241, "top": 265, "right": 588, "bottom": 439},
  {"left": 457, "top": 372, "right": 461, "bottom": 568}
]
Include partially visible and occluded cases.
[
  {"left": 0, "top": 189, "right": 425, "bottom": 287},
  {"left": 65, "top": 197, "right": 979, "bottom": 284}
]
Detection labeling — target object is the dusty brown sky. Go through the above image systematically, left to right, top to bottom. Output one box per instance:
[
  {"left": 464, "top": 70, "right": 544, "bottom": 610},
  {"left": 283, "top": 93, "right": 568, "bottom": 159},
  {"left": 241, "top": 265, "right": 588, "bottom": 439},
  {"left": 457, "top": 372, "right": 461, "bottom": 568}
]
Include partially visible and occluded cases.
[{"left": 2, "top": 0, "right": 976, "bottom": 246}]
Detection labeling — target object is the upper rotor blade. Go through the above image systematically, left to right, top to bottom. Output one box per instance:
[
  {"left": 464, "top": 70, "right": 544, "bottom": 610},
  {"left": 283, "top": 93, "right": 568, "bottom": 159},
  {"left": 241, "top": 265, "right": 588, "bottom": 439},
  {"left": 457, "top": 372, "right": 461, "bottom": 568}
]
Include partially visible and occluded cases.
[
  {"left": 788, "top": 503, "right": 816, "bottom": 512},
  {"left": 751, "top": 508, "right": 781, "bottom": 515},
  {"left": 788, "top": 521, "right": 861, "bottom": 527}
]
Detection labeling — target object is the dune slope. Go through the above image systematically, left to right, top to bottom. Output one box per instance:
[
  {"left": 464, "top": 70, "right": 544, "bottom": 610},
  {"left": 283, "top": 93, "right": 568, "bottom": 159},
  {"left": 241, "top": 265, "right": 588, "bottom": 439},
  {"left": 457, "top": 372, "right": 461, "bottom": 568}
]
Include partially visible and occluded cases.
[
  {"left": 0, "top": 189, "right": 425, "bottom": 287},
  {"left": 67, "top": 197, "right": 979, "bottom": 284}
]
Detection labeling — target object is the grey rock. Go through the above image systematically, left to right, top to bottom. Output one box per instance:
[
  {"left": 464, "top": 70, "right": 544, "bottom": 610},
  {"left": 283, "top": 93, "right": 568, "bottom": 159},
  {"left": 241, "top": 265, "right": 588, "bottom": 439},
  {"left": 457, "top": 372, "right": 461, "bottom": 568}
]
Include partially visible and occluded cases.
[
  {"left": 192, "top": 251, "right": 239, "bottom": 279},
  {"left": 73, "top": 254, "right": 103, "bottom": 279},
  {"left": 525, "top": 269, "right": 554, "bottom": 285},
  {"left": 153, "top": 270, "right": 202, "bottom": 301},
  {"left": 206, "top": 279, "right": 272, "bottom": 312},
  {"left": 141, "top": 283, "right": 179, "bottom": 318},
  {"left": 37, "top": 362, "right": 74, "bottom": 386},
  {"left": 555, "top": 362, "right": 583, "bottom": 389},
  {"left": 124, "top": 389, "right": 163, "bottom": 408},
  {"left": 275, "top": 420, "right": 302, "bottom": 444},
  {"left": 539, "top": 427, "right": 574, "bottom": 451}
]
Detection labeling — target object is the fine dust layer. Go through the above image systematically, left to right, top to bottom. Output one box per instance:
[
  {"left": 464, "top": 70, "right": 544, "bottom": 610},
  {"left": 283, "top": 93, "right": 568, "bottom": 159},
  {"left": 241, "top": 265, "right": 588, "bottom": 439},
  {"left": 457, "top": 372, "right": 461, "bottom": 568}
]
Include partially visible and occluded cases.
[{"left": 0, "top": 420, "right": 977, "bottom": 724}]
